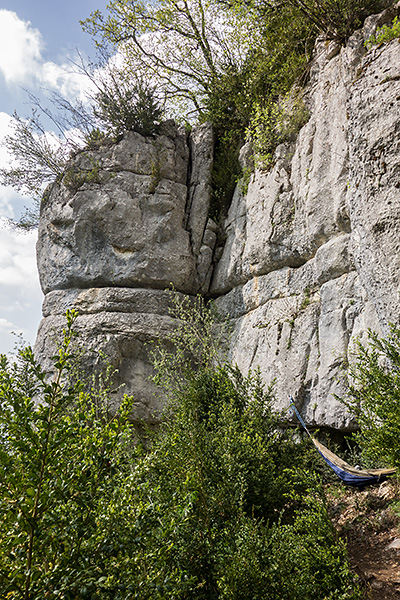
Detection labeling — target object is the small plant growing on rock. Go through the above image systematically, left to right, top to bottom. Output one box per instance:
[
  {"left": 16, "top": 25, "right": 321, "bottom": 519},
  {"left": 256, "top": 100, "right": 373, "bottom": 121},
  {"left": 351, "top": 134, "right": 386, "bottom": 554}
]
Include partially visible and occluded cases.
[
  {"left": 365, "top": 16, "right": 400, "bottom": 49},
  {"left": 93, "top": 77, "right": 164, "bottom": 138},
  {"left": 248, "top": 91, "right": 310, "bottom": 171},
  {"left": 63, "top": 158, "right": 103, "bottom": 193}
]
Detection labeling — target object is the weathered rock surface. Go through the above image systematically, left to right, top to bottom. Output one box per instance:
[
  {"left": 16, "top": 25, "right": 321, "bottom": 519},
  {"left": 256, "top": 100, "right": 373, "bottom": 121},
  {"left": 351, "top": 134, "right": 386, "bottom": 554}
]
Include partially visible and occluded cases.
[
  {"left": 211, "top": 2, "right": 400, "bottom": 429},
  {"left": 35, "top": 4, "right": 400, "bottom": 429},
  {"left": 38, "top": 122, "right": 215, "bottom": 296},
  {"left": 35, "top": 123, "right": 216, "bottom": 422},
  {"left": 35, "top": 288, "right": 188, "bottom": 423}
]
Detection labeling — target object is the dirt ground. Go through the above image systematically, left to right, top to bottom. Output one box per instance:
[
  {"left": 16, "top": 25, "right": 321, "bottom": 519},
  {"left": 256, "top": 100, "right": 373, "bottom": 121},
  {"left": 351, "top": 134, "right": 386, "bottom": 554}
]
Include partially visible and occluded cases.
[{"left": 328, "top": 480, "right": 400, "bottom": 599}]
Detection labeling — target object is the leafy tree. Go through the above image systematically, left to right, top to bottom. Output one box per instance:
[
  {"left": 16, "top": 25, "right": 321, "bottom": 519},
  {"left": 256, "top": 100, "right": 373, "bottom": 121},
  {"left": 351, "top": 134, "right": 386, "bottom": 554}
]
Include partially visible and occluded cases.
[
  {"left": 3, "top": 0, "right": 388, "bottom": 229},
  {"left": 82, "top": 0, "right": 256, "bottom": 121},
  {"left": 237, "top": 0, "right": 387, "bottom": 43},
  {"left": 285, "top": 0, "right": 387, "bottom": 43},
  {"left": 0, "top": 310, "right": 136, "bottom": 599},
  {"left": 343, "top": 325, "right": 400, "bottom": 469}
]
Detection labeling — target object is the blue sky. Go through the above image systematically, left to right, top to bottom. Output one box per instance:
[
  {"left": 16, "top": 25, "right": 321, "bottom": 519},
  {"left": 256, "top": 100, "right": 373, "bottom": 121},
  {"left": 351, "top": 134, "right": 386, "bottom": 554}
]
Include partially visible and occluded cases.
[{"left": 0, "top": 1, "right": 107, "bottom": 353}]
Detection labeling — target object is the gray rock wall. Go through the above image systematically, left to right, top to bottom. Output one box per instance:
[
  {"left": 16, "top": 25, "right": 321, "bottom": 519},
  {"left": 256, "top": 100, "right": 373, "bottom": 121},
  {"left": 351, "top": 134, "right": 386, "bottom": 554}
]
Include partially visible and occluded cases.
[
  {"left": 212, "top": 3, "right": 400, "bottom": 430},
  {"left": 35, "top": 4, "right": 400, "bottom": 429},
  {"left": 35, "top": 122, "right": 216, "bottom": 423}
]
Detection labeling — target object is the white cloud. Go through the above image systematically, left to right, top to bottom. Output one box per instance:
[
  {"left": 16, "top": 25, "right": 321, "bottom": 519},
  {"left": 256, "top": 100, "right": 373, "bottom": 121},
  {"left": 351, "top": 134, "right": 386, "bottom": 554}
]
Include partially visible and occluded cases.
[
  {"left": 0, "top": 10, "right": 43, "bottom": 85},
  {"left": 0, "top": 10, "right": 91, "bottom": 102},
  {"left": 40, "top": 61, "right": 91, "bottom": 102},
  {"left": 0, "top": 111, "right": 13, "bottom": 156},
  {"left": 0, "top": 112, "right": 34, "bottom": 220},
  {"left": 0, "top": 220, "right": 43, "bottom": 353},
  {"left": 0, "top": 220, "right": 39, "bottom": 289},
  {"left": 0, "top": 317, "right": 24, "bottom": 335},
  {"left": 0, "top": 317, "right": 17, "bottom": 332}
]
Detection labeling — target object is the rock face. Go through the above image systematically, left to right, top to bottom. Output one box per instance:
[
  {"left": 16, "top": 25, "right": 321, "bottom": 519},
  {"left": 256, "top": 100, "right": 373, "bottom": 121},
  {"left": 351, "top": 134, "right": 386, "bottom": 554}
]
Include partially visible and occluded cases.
[
  {"left": 211, "top": 3, "right": 400, "bottom": 430},
  {"left": 35, "top": 4, "right": 400, "bottom": 429},
  {"left": 35, "top": 122, "right": 215, "bottom": 422},
  {"left": 38, "top": 122, "right": 214, "bottom": 296}
]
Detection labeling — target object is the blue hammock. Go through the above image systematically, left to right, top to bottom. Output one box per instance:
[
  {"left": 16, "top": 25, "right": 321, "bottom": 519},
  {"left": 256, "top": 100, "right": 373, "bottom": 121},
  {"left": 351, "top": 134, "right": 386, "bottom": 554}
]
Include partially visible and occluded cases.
[{"left": 289, "top": 398, "right": 397, "bottom": 488}]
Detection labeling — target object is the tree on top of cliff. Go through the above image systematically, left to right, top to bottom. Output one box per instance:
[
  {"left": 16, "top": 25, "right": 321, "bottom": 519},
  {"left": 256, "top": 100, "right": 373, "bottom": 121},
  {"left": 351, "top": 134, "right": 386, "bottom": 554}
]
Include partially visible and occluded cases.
[
  {"left": 81, "top": 0, "right": 258, "bottom": 122},
  {"left": 81, "top": 0, "right": 388, "bottom": 126},
  {"left": 246, "top": 0, "right": 388, "bottom": 43},
  {"left": 0, "top": 56, "right": 165, "bottom": 230}
]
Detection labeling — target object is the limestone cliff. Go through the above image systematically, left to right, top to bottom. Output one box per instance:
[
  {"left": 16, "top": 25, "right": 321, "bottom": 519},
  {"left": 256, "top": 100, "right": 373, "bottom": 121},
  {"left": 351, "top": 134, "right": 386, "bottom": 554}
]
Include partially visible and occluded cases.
[
  {"left": 35, "top": 4, "right": 400, "bottom": 429},
  {"left": 35, "top": 122, "right": 216, "bottom": 423}
]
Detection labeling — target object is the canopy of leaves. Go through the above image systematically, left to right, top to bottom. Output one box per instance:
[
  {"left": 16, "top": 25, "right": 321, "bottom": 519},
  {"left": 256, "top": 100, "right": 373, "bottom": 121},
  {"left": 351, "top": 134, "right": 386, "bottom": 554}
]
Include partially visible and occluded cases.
[
  {"left": 1, "top": 0, "right": 389, "bottom": 229},
  {"left": 82, "top": 0, "right": 257, "bottom": 121}
]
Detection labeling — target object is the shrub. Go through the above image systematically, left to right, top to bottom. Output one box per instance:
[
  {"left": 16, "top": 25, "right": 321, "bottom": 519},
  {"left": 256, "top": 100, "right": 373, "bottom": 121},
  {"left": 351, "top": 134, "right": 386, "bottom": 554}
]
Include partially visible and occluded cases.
[
  {"left": 284, "top": 0, "right": 387, "bottom": 43},
  {"left": 365, "top": 15, "right": 400, "bottom": 49},
  {"left": 93, "top": 77, "right": 164, "bottom": 138},
  {"left": 248, "top": 90, "right": 310, "bottom": 170},
  {"left": 62, "top": 159, "right": 102, "bottom": 192},
  {"left": 142, "top": 293, "right": 363, "bottom": 599},
  {"left": 0, "top": 301, "right": 362, "bottom": 599},
  {"left": 0, "top": 310, "right": 136, "bottom": 599},
  {"left": 343, "top": 325, "right": 400, "bottom": 469},
  {"left": 135, "top": 359, "right": 362, "bottom": 599}
]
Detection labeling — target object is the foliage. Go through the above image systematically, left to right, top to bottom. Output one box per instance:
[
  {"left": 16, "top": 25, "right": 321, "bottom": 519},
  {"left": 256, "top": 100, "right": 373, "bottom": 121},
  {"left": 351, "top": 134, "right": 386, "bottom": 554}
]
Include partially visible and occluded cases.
[
  {"left": 2, "top": 0, "right": 388, "bottom": 227},
  {"left": 82, "top": 0, "right": 256, "bottom": 121},
  {"left": 82, "top": 0, "right": 318, "bottom": 213},
  {"left": 204, "top": 0, "right": 316, "bottom": 208},
  {"left": 278, "top": 0, "right": 386, "bottom": 44},
  {"left": 365, "top": 15, "right": 400, "bottom": 48},
  {"left": 78, "top": 52, "right": 165, "bottom": 138},
  {"left": 0, "top": 55, "right": 164, "bottom": 230},
  {"left": 94, "top": 79, "right": 163, "bottom": 137},
  {"left": 248, "top": 90, "right": 310, "bottom": 169},
  {"left": 0, "top": 111, "right": 69, "bottom": 200},
  {"left": 210, "top": 131, "right": 243, "bottom": 219},
  {"left": 62, "top": 159, "right": 103, "bottom": 193},
  {"left": 8, "top": 198, "right": 42, "bottom": 233},
  {"left": 150, "top": 292, "right": 230, "bottom": 398},
  {"left": 141, "top": 293, "right": 362, "bottom": 599},
  {"left": 0, "top": 299, "right": 362, "bottom": 599},
  {"left": 0, "top": 310, "right": 136, "bottom": 599},
  {"left": 343, "top": 325, "right": 400, "bottom": 470},
  {"left": 132, "top": 362, "right": 362, "bottom": 599}
]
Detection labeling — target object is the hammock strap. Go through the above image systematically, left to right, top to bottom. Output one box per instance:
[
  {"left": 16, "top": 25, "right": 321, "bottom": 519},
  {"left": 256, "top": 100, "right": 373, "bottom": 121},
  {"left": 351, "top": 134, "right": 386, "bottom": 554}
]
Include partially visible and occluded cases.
[{"left": 289, "top": 396, "right": 312, "bottom": 438}]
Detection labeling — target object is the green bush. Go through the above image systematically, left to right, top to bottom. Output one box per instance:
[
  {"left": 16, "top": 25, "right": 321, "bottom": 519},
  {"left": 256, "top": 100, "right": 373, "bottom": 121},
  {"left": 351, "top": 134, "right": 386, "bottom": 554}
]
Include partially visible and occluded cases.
[
  {"left": 283, "top": 0, "right": 387, "bottom": 43},
  {"left": 93, "top": 78, "right": 164, "bottom": 138},
  {"left": 248, "top": 91, "right": 310, "bottom": 170},
  {"left": 62, "top": 159, "right": 102, "bottom": 192},
  {"left": 142, "top": 294, "right": 362, "bottom": 599},
  {"left": 0, "top": 302, "right": 362, "bottom": 599},
  {"left": 0, "top": 310, "right": 137, "bottom": 599},
  {"left": 343, "top": 325, "right": 400, "bottom": 469},
  {"left": 132, "top": 358, "right": 362, "bottom": 599}
]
